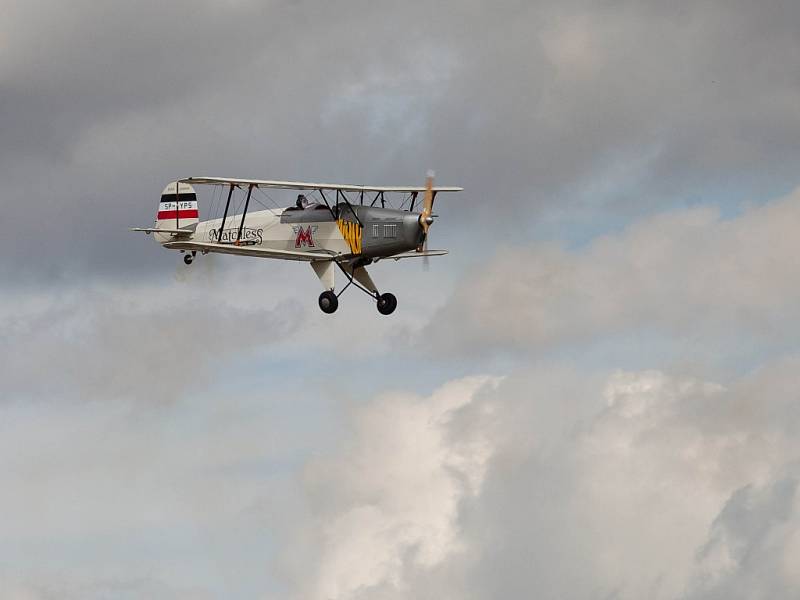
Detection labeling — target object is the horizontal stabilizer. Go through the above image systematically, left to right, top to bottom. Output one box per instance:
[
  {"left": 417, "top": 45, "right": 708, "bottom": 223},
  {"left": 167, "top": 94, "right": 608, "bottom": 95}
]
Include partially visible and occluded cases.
[{"left": 130, "top": 227, "right": 193, "bottom": 235}]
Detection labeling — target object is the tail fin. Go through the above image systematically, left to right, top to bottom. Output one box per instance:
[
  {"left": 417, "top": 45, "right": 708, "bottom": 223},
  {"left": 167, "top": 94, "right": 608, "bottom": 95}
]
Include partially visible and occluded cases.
[{"left": 156, "top": 181, "right": 199, "bottom": 236}]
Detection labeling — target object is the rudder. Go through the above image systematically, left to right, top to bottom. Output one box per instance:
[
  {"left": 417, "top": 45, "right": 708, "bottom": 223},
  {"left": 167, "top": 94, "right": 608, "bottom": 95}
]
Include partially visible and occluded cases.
[{"left": 156, "top": 181, "right": 199, "bottom": 234}]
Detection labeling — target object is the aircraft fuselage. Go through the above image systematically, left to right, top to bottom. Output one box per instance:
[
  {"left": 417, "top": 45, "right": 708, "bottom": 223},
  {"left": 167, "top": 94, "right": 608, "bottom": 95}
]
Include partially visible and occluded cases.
[{"left": 155, "top": 204, "right": 424, "bottom": 260}]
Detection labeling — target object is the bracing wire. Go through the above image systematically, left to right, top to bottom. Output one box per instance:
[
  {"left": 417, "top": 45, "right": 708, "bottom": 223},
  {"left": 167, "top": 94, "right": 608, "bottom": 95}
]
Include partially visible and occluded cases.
[
  {"left": 208, "top": 184, "right": 221, "bottom": 221},
  {"left": 251, "top": 187, "right": 283, "bottom": 213}
]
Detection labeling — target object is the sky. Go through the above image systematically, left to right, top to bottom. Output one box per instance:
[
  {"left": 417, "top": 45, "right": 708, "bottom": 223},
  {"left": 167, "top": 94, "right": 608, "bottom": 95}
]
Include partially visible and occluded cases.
[{"left": 2, "top": 0, "right": 800, "bottom": 598}]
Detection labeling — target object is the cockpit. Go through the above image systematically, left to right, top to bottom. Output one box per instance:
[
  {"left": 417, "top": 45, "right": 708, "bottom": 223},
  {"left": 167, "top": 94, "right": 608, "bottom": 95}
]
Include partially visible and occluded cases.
[
  {"left": 284, "top": 193, "right": 329, "bottom": 212},
  {"left": 284, "top": 202, "right": 328, "bottom": 212}
]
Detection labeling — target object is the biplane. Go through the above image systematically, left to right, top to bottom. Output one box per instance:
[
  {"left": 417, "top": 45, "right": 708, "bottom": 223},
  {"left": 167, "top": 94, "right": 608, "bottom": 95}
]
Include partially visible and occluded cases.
[{"left": 132, "top": 173, "right": 462, "bottom": 314}]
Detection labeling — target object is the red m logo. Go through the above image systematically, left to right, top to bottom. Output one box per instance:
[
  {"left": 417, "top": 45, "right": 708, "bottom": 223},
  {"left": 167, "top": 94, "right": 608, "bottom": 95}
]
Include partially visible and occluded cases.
[{"left": 295, "top": 226, "right": 316, "bottom": 248}]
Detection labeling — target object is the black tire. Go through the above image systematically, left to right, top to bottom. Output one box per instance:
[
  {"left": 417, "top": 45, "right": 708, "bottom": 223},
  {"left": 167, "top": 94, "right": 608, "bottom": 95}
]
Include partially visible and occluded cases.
[
  {"left": 183, "top": 254, "right": 193, "bottom": 265},
  {"left": 318, "top": 290, "right": 339, "bottom": 314},
  {"left": 377, "top": 292, "right": 397, "bottom": 315}
]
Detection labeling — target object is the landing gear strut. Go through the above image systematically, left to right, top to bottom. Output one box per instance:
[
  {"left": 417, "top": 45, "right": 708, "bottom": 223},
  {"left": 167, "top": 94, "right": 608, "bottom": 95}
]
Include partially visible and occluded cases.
[
  {"left": 314, "top": 263, "right": 398, "bottom": 315},
  {"left": 318, "top": 290, "right": 339, "bottom": 314},
  {"left": 376, "top": 292, "right": 397, "bottom": 315}
]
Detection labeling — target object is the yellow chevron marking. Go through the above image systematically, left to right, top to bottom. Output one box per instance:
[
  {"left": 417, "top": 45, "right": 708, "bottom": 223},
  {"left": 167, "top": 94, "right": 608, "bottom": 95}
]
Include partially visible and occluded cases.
[{"left": 337, "top": 218, "right": 362, "bottom": 254}]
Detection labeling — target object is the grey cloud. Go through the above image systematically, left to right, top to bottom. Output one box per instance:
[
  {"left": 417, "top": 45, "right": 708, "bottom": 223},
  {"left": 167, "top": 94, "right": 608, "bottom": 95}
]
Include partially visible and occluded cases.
[
  {"left": 3, "top": 0, "right": 800, "bottom": 282},
  {"left": 425, "top": 0, "right": 800, "bottom": 215},
  {"left": 3, "top": 1, "right": 800, "bottom": 597},
  {"left": 0, "top": 272, "right": 301, "bottom": 402},
  {"left": 0, "top": 381, "right": 309, "bottom": 598},
  {"left": 687, "top": 477, "right": 800, "bottom": 599},
  {"left": 0, "top": 575, "right": 215, "bottom": 600}
]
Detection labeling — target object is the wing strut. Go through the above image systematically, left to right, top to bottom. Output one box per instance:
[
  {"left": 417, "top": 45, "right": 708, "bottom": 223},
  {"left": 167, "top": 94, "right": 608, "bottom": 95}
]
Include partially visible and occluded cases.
[
  {"left": 218, "top": 184, "right": 235, "bottom": 242},
  {"left": 236, "top": 184, "right": 255, "bottom": 245},
  {"left": 318, "top": 189, "right": 337, "bottom": 220},
  {"left": 369, "top": 191, "right": 386, "bottom": 208}
]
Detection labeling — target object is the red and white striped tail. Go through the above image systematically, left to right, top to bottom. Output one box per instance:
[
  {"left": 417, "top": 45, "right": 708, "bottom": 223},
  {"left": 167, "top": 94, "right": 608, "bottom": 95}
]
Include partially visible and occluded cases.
[{"left": 156, "top": 181, "right": 199, "bottom": 231}]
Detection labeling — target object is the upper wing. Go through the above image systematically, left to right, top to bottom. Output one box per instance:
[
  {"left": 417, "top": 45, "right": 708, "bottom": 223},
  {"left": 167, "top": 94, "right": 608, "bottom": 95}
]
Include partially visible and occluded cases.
[
  {"left": 180, "top": 176, "right": 463, "bottom": 194},
  {"left": 163, "top": 241, "right": 338, "bottom": 262}
]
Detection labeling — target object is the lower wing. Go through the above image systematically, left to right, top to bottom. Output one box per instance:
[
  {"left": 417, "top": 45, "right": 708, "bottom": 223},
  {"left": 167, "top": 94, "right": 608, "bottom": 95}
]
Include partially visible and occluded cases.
[
  {"left": 162, "top": 241, "right": 339, "bottom": 262},
  {"left": 379, "top": 250, "right": 448, "bottom": 261}
]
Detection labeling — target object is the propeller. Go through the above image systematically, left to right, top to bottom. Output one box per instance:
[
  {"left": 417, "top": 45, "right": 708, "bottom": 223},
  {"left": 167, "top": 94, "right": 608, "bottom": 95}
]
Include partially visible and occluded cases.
[{"left": 417, "top": 170, "right": 435, "bottom": 255}]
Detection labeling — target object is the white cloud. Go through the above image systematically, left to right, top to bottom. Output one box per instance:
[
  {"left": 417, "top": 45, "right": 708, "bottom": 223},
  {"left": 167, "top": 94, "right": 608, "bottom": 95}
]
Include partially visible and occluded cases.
[
  {"left": 433, "top": 186, "right": 800, "bottom": 352},
  {"left": 3, "top": 355, "right": 799, "bottom": 599},
  {"left": 266, "top": 360, "right": 800, "bottom": 600},
  {"left": 407, "top": 360, "right": 800, "bottom": 600},
  {"left": 280, "top": 376, "right": 500, "bottom": 600}
]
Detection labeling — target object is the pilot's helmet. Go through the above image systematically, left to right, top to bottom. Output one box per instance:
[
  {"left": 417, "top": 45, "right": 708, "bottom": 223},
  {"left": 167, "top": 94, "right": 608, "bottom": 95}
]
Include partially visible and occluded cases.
[{"left": 296, "top": 194, "right": 308, "bottom": 208}]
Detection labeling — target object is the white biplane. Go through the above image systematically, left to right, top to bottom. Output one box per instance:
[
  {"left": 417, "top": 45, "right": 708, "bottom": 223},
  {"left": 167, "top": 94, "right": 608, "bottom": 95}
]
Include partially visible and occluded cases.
[{"left": 132, "top": 173, "right": 462, "bottom": 314}]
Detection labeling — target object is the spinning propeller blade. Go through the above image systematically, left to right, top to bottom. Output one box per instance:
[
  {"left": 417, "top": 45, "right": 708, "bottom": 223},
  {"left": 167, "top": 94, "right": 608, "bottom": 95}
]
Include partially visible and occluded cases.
[{"left": 417, "top": 170, "right": 435, "bottom": 253}]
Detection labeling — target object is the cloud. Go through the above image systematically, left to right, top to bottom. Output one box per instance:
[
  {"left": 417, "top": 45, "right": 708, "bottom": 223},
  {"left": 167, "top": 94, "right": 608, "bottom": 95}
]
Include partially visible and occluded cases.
[
  {"left": 3, "top": 0, "right": 800, "bottom": 281},
  {"left": 3, "top": 1, "right": 800, "bottom": 597},
  {"left": 432, "top": 186, "right": 800, "bottom": 354},
  {"left": 0, "top": 252, "right": 460, "bottom": 406},
  {"left": 0, "top": 273, "right": 301, "bottom": 402},
  {"left": 3, "top": 354, "right": 800, "bottom": 599},
  {"left": 190, "top": 357, "right": 800, "bottom": 600},
  {"left": 387, "top": 359, "right": 800, "bottom": 600},
  {"left": 0, "top": 372, "right": 321, "bottom": 598},
  {"left": 0, "top": 372, "right": 501, "bottom": 599},
  {"left": 278, "top": 376, "right": 500, "bottom": 600},
  {"left": 686, "top": 477, "right": 800, "bottom": 599},
  {"left": 0, "top": 575, "right": 214, "bottom": 600}
]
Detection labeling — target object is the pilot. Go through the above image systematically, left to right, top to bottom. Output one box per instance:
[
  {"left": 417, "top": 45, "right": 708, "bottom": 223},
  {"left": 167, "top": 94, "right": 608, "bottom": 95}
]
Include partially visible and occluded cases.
[{"left": 296, "top": 194, "right": 309, "bottom": 209}]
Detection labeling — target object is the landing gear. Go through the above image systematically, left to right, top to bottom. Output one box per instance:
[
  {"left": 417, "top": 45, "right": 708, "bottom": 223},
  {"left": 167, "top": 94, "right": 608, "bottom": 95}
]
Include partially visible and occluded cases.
[
  {"left": 183, "top": 253, "right": 193, "bottom": 265},
  {"left": 313, "top": 263, "right": 397, "bottom": 315},
  {"left": 318, "top": 290, "right": 339, "bottom": 314},
  {"left": 376, "top": 292, "right": 397, "bottom": 315}
]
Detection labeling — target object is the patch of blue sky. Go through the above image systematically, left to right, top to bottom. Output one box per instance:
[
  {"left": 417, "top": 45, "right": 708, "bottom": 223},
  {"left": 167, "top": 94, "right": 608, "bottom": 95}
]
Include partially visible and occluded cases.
[
  {"left": 510, "top": 128, "right": 797, "bottom": 251},
  {"left": 530, "top": 173, "right": 800, "bottom": 252},
  {"left": 513, "top": 324, "right": 800, "bottom": 383},
  {"left": 226, "top": 340, "right": 506, "bottom": 408}
]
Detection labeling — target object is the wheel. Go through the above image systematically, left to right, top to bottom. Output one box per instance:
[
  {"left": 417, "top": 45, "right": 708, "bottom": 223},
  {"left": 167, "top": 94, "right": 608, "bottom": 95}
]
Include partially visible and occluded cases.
[
  {"left": 183, "top": 254, "right": 193, "bottom": 265},
  {"left": 318, "top": 290, "right": 339, "bottom": 314},
  {"left": 377, "top": 292, "right": 397, "bottom": 315}
]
